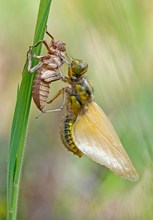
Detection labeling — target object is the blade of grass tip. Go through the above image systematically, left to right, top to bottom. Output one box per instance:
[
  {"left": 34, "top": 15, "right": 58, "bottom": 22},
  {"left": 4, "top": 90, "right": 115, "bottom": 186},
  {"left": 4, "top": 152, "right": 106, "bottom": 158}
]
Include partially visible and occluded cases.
[{"left": 7, "top": 1, "right": 52, "bottom": 219}]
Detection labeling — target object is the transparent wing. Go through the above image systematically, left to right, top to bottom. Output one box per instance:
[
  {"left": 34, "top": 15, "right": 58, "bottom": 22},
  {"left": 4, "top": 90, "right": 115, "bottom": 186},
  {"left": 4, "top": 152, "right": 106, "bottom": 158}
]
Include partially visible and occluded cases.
[{"left": 73, "top": 102, "right": 139, "bottom": 181}]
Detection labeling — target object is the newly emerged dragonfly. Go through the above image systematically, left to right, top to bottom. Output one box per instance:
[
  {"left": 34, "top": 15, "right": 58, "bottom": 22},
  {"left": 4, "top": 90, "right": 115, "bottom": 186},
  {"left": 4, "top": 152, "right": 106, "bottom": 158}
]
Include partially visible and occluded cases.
[
  {"left": 28, "top": 31, "right": 67, "bottom": 111},
  {"left": 46, "top": 59, "right": 139, "bottom": 181}
]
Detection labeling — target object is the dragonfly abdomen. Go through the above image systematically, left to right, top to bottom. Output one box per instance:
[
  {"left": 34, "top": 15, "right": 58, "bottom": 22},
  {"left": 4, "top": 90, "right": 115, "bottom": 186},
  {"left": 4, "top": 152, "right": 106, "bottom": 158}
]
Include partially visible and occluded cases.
[{"left": 60, "top": 116, "right": 83, "bottom": 157}]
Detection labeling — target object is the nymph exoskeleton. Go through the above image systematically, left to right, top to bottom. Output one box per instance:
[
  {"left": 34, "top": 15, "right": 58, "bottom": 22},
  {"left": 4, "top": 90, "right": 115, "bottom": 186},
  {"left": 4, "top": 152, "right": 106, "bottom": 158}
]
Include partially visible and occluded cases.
[{"left": 27, "top": 31, "right": 66, "bottom": 111}]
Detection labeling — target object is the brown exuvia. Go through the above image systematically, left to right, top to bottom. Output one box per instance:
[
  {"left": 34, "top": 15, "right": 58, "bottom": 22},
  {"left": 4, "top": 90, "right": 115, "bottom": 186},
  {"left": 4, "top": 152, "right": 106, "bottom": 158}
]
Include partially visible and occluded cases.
[{"left": 28, "top": 31, "right": 66, "bottom": 111}]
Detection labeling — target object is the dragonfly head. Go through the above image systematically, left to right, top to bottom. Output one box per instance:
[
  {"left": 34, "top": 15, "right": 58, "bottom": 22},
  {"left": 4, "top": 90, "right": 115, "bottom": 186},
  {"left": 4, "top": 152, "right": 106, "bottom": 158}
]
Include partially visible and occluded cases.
[{"left": 69, "top": 59, "right": 88, "bottom": 78}]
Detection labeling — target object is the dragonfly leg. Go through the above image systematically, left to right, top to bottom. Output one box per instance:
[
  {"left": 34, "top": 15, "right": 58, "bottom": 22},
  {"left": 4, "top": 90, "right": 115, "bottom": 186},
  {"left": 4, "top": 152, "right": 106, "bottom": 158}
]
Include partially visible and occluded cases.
[
  {"left": 35, "top": 87, "right": 70, "bottom": 119},
  {"left": 47, "top": 88, "right": 64, "bottom": 104}
]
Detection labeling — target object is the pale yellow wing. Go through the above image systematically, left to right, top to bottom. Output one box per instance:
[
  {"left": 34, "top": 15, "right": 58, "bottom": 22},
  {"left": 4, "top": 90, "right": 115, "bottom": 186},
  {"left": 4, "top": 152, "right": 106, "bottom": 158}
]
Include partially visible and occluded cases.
[{"left": 73, "top": 102, "right": 139, "bottom": 181}]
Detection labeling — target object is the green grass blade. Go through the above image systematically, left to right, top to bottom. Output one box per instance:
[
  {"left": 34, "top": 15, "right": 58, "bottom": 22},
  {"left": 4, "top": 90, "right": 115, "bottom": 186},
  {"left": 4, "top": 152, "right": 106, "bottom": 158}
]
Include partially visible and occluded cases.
[{"left": 7, "top": 1, "right": 52, "bottom": 219}]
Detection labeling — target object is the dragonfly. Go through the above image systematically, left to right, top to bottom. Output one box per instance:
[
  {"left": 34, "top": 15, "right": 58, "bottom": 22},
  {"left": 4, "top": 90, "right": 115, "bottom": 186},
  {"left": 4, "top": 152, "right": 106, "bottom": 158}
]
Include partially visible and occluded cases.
[{"left": 44, "top": 58, "right": 139, "bottom": 182}]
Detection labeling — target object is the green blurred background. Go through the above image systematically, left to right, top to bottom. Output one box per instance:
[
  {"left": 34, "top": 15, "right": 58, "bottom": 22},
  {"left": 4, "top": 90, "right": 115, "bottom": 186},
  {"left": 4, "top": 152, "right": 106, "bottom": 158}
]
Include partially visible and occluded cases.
[{"left": 1, "top": 0, "right": 153, "bottom": 219}]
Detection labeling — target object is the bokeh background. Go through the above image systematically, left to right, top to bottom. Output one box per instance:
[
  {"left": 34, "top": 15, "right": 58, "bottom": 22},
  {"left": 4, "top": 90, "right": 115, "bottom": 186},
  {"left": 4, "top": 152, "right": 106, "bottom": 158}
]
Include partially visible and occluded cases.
[{"left": 1, "top": 0, "right": 153, "bottom": 219}]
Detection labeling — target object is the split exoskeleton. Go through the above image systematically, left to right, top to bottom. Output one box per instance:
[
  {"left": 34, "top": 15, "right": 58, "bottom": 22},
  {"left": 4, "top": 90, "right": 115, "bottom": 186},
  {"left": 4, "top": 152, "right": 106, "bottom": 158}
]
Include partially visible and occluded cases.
[{"left": 28, "top": 31, "right": 67, "bottom": 111}]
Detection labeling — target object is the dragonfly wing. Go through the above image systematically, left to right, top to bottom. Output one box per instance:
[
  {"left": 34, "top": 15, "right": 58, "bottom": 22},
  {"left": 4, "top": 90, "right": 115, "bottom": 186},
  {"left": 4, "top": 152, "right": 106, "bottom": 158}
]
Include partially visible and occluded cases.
[{"left": 73, "top": 102, "right": 139, "bottom": 181}]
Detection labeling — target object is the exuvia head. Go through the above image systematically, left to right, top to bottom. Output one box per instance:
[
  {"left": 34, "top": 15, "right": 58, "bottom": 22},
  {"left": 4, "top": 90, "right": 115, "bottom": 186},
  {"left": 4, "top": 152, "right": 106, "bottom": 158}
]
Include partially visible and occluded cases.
[
  {"left": 46, "top": 31, "right": 66, "bottom": 52},
  {"left": 52, "top": 40, "right": 66, "bottom": 52},
  {"left": 69, "top": 59, "right": 88, "bottom": 78}
]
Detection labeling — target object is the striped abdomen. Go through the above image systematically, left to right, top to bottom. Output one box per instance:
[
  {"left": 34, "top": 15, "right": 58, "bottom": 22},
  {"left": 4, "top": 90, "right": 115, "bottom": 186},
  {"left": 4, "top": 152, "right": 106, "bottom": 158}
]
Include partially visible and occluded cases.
[
  {"left": 32, "top": 71, "right": 50, "bottom": 111},
  {"left": 60, "top": 116, "right": 83, "bottom": 157}
]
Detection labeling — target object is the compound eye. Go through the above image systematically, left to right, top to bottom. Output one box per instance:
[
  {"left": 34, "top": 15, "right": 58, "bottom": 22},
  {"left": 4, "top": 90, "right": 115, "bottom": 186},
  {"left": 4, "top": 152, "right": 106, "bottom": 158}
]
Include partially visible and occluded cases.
[
  {"left": 72, "top": 59, "right": 80, "bottom": 67},
  {"left": 78, "top": 64, "right": 83, "bottom": 70}
]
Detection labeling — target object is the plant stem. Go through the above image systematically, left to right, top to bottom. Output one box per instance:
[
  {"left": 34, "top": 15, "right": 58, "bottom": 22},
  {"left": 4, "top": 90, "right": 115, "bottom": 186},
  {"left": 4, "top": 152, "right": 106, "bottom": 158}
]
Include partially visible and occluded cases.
[{"left": 7, "top": 1, "right": 52, "bottom": 219}]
